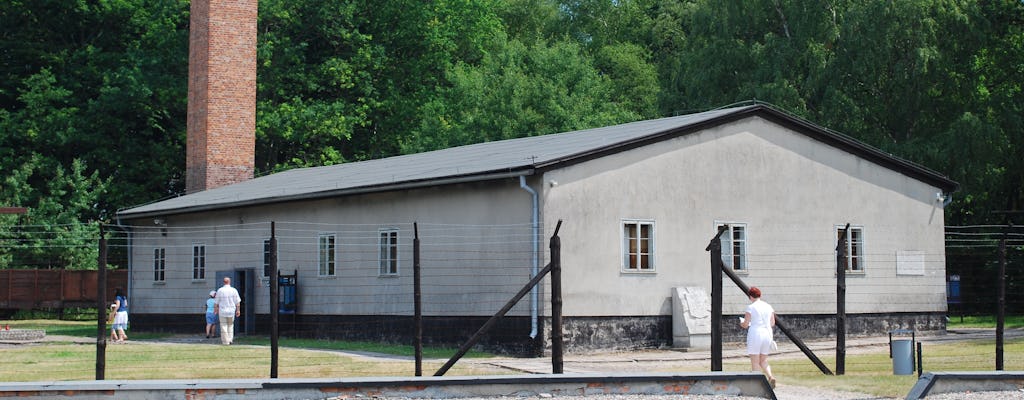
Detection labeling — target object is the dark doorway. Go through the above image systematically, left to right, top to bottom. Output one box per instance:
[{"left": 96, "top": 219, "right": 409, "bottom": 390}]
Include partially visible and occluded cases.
[{"left": 214, "top": 269, "right": 256, "bottom": 336}]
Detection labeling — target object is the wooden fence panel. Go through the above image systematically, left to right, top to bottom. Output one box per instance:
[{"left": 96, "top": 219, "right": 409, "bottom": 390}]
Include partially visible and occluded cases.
[{"left": 0, "top": 269, "right": 127, "bottom": 310}]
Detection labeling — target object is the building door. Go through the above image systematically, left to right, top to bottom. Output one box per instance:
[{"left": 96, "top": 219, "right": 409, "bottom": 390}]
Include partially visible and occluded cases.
[
  {"left": 236, "top": 268, "right": 255, "bottom": 335},
  {"left": 214, "top": 269, "right": 256, "bottom": 336}
]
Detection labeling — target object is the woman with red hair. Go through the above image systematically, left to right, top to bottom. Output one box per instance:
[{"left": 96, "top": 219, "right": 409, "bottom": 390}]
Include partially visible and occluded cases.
[{"left": 739, "top": 286, "right": 777, "bottom": 388}]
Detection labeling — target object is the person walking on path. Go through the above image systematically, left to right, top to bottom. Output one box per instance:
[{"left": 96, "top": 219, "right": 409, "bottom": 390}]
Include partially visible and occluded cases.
[
  {"left": 214, "top": 277, "right": 242, "bottom": 345},
  {"left": 740, "top": 286, "right": 777, "bottom": 388},
  {"left": 110, "top": 287, "right": 129, "bottom": 342},
  {"left": 204, "top": 290, "right": 218, "bottom": 338}
]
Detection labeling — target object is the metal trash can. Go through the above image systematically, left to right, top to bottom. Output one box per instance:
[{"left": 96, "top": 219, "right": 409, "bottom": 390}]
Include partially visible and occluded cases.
[{"left": 889, "top": 329, "right": 915, "bottom": 375}]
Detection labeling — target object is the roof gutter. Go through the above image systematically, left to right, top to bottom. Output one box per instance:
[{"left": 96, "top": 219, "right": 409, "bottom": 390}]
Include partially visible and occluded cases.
[{"left": 118, "top": 169, "right": 536, "bottom": 221}]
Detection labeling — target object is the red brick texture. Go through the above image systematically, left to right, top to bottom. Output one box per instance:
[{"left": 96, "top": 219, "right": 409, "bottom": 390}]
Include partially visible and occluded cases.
[{"left": 186, "top": 0, "right": 257, "bottom": 194}]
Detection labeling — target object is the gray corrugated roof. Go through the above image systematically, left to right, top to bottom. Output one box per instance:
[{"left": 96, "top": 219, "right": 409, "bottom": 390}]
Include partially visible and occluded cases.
[{"left": 117, "top": 104, "right": 958, "bottom": 219}]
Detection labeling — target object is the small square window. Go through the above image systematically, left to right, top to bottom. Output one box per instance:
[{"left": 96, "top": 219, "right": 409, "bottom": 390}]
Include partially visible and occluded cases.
[
  {"left": 622, "top": 220, "right": 654, "bottom": 271},
  {"left": 717, "top": 223, "right": 747, "bottom": 271},
  {"left": 837, "top": 226, "right": 864, "bottom": 271},
  {"left": 379, "top": 229, "right": 399, "bottom": 275},
  {"left": 319, "top": 234, "right": 336, "bottom": 276},
  {"left": 192, "top": 244, "right": 206, "bottom": 280},
  {"left": 153, "top": 248, "right": 166, "bottom": 282}
]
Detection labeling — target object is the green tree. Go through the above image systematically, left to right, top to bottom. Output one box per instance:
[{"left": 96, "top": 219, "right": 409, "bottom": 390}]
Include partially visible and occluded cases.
[
  {"left": 0, "top": 0, "right": 189, "bottom": 211},
  {"left": 256, "top": 0, "right": 507, "bottom": 169},
  {"left": 256, "top": 0, "right": 380, "bottom": 170},
  {"left": 404, "top": 37, "right": 647, "bottom": 153},
  {"left": 0, "top": 156, "right": 108, "bottom": 269}
]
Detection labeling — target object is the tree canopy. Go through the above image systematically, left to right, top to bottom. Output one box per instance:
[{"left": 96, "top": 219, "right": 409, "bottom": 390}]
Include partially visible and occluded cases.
[{"left": 1, "top": 0, "right": 1022, "bottom": 268}]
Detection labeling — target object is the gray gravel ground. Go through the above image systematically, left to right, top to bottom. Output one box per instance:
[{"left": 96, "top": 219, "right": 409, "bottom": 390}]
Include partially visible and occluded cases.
[
  {"left": 12, "top": 329, "right": 1024, "bottom": 400},
  {"left": 457, "top": 329, "right": 1024, "bottom": 400},
  {"left": 326, "top": 390, "right": 1024, "bottom": 400},
  {"left": 924, "top": 391, "right": 1024, "bottom": 400}
]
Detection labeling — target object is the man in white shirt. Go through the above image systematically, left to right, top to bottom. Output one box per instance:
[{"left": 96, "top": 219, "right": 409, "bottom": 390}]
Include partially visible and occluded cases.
[{"left": 214, "top": 276, "right": 242, "bottom": 345}]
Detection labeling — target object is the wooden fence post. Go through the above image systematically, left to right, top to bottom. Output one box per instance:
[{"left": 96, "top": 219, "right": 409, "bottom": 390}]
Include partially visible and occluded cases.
[
  {"left": 270, "top": 222, "right": 279, "bottom": 378},
  {"left": 414, "top": 222, "right": 422, "bottom": 376},
  {"left": 550, "top": 222, "right": 563, "bottom": 374},
  {"left": 96, "top": 223, "right": 107, "bottom": 380},
  {"left": 836, "top": 223, "right": 849, "bottom": 375},
  {"left": 706, "top": 225, "right": 727, "bottom": 372},
  {"left": 997, "top": 230, "right": 1006, "bottom": 370}
]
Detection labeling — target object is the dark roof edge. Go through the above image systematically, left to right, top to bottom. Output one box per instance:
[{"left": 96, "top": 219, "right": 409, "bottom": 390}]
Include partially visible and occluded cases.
[
  {"left": 535, "top": 104, "right": 959, "bottom": 193},
  {"left": 117, "top": 169, "right": 534, "bottom": 220}
]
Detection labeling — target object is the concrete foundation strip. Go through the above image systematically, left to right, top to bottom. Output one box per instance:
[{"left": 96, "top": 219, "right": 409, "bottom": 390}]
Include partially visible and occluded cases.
[
  {"left": 905, "top": 371, "right": 1024, "bottom": 399},
  {"left": 0, "top": 372, "right": 777, "bottom": 399}
]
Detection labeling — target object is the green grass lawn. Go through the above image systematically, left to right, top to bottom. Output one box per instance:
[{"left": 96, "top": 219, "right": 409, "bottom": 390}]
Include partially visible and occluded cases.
[
  {"left": 947, "top": 315, "right": 1024, "bottom": 329},
  {"left": 4, "top": 318, "right": 1022, "bottom": 398},
  {"left": 2, "top": 320, "right": 505, "bottom": 381},
  {"left": 5, "top": 320, "right": 488, "bottom": 358},
  {"left": 749, "top": 336, "right": 1024, "bottom": 398},
  {"left": 0, "top": 341, "right": 506, "bottom": 381}
]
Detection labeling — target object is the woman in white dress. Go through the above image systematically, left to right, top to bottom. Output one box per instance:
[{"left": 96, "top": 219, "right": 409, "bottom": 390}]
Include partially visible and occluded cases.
[{"left": 739, "top": 286, "right": 777, "bottom": 388}]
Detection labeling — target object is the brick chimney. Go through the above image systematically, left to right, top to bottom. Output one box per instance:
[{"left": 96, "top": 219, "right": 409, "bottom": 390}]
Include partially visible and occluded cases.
[{"left": 186, "top": 0, "right": 257, "bottom": 194}]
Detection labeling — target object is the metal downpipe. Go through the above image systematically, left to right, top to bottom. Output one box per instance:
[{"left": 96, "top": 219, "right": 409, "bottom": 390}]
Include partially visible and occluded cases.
[{"left": 520, "top": 176, "right": 540, "bottom": 338}]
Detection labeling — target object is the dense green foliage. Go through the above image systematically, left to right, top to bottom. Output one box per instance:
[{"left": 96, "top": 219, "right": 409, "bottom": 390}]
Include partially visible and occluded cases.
[{"left": 1, "top": 0, "right": 1022, "bottom": 268}]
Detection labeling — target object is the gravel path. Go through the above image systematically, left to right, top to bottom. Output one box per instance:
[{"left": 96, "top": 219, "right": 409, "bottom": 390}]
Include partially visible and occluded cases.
[
  {"left": 10, "top": 330, "right": 1024, "bottom": 400},
  {"left": 322, "top": 390, "right": 1024, "bottom": 400}
]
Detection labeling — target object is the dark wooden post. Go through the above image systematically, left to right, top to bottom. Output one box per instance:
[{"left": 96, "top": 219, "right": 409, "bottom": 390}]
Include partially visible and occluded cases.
[
  {"left": 270, "top": 221, "right": 279, "bottom": 378},
  {"left": 550, "top": 221, "right": 563, "bottom": 374},
  {"left": 414, "top": 222, "right": 423, "bottom": 376},
  {"left": 96, "top": 223, "right": 107, "bottom": 380},
  {"left": 836, "top": 223, "right": 849, "bottom": 375},
  {"left": 706, "top": 225, "right": 727, "bottom": 372},
  {"left": 997, "top": 231, "right": 1006, "bottom": 370}
]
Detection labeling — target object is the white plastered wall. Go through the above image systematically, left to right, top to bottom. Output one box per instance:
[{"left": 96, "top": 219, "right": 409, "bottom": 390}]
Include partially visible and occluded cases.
[
  {"left": 541, "top": 116, "right": 948, "bottom": 318},
  {"left": 127, "top": 180, "right": 538, "bottom": 317}
]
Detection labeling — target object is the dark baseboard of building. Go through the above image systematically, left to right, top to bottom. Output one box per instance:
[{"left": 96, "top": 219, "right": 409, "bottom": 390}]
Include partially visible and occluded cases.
[
  {"left": 130, "top": 312, "right": 946, "bottom": 357},
  {"left": 742, "top": 312, "right": 949, "bottom": 345},
  {"left": 550, "top": 315, "right": 673, "bottom": 353}
]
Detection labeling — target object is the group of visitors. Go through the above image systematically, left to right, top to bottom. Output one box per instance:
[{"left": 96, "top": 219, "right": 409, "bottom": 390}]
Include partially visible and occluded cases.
[
  {"left": 106, "top": 276, "right": 242, "bottom": 347},
  {"left": 211, "top": 277, "right": 242, "bottom": 345},
  {"left": 108, "top": 288, "right": 129, "bottom": 343}
]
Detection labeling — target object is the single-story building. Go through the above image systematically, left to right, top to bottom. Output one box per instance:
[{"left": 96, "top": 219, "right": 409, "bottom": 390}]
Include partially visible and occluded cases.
[{"left": 116, "top": 103, "right": 958, "bottom": 355}]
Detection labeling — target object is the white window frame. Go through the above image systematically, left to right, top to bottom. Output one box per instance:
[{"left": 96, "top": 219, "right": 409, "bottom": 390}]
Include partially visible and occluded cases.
[
  {"left": 621, "top": 219, "right": 655, "bottom": 272},
  {"left": 716, "top": 222, "right": 748, "bottom": 271},
  {"left": 837, "top": 225, "right": 865, "bottom": 272},
  {"left": 379, "top": 228, "right": 399, "bottom": 276},
  {"left": 318, "top": 233, "right": 336, "bottom": 277},
  {"left": 192, "top": 243, "right": 206, "bottom": 280},
  {"left": 153, "top": 248, "right": 166, "bottom": 282}
]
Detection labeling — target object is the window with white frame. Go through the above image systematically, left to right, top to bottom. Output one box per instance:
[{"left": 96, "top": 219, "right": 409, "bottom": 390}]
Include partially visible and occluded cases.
[
  {"left": 622, "top": 220, "right": 654, "bottom": 271},
  {"left": 717, "top": 223, "right": 747, "bottom": 271},
  {"left": 837, "top": 226, "right": 864, "bottom": 272},
  {"left": 379, "top": 229, "right": 399, "bottom": 275},
  {"left": 318, "top": 233, "right": 336, "bottom": 276},
  {"left": 192, "top": 244, "right": 206, "bottom": 280},
  {"left": 153, "top": 248, "right": 166, "bottom": 282}
]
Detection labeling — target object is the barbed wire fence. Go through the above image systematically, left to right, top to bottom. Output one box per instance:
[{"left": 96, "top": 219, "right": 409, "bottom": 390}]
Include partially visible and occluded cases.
[
  {"left": 0, "top": 220, "right": 1022, "bottom": 380},
  {"left": 112, "top": 220, "right": 543, "bottom": 374},
  {"left": 945, "top": 224, "right": 1024, "bottom": 318}
]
